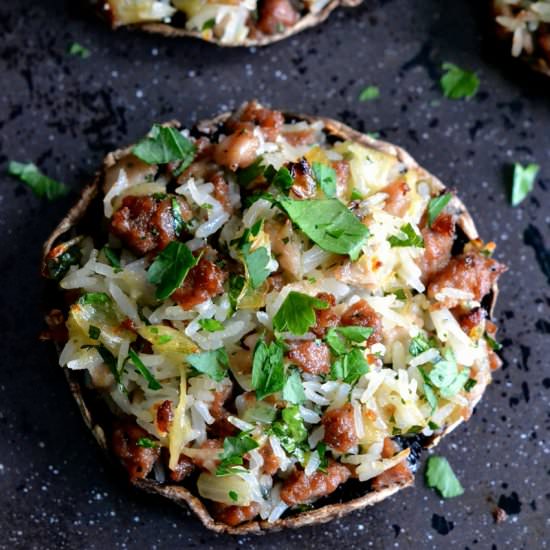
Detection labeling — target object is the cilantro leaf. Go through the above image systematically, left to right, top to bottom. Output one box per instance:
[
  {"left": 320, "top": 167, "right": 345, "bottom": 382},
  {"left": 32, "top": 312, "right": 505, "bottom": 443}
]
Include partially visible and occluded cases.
[
  {"left": 68, "top": 42, "right": 90, "bottom": 58},
  {"left": 440, "top": 63, "right": 479, "bottom": 100},
  {"left": 359, "top": 86, "right": 380, "bottom": 101},
  {"left": 132, "top": 125, "right": 196, "bottom": 169},
  {"left": 236, "top": 157, "right": 265, "bottom": 187},
  {"left": 8, "top": 161, "right": 68, "bottom": 200},
  {"left": 312, "top": 162, "right": 337, "bottom": 198},
  {"left": 511, "top": 162, "right": 539, "bottom": 206},
  {"left": 427, "top": 193, "right": 452, "bottom": 227},
  {"left": 279, "top": 198, "right": 369, "bottom": 261},
  {"left": 388, "top": 223, "right": 424, "bottom": 248},
  {"left": 147, "top": 242, "right": 198, "bottom": 300},
  {"left": 46, "top": 244, "right": 81, "bottom": 280},
  {"left": 243, "top": 246, "right": 271, "bottom": 289},
  {"left": 273, "top": 291, "right": 329, "bottom": 335},
  {"left": 198, "top": 319, "right": 225, "bottom": 332},
  {"left": 325, "top": 326, "right": 373, "bottom": 355},
  {"left": 251, "top": 339, "right": 285, "bottom": 400},
  {"left": 330, "top": 347, "right": 369, "bottom": 384},
  {"left": 127, "top": 348, "right": 162, "bottom": 390},
  {"left": 186, "top": 349, "right": 228, "bottom": 382},
  {"left": 282, "top": 369, "right": 306, "bottom": 405},
  {"left": 439, "top": 369, "right": 469, "bottom": 398},
  {"left": 216, "top": 432, "right": 259, "bottom": 476},
  {"left": 136, "top": 437, "right": 158, "bottom": 448},
  {"left": 425, "top": 455, "right": 464, "bottom": 498}
]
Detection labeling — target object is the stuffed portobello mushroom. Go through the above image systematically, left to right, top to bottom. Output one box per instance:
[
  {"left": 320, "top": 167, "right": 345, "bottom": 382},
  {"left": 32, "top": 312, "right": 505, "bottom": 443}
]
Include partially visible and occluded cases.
[
  {"left": 93, "top": 0, "right": 363, "bottom": 46},
  {"left": 492, "top": 0, "right": 550, "bottom": 76},
  {"left": 42, "top": 102, "right": 506, "bottom": 534}
]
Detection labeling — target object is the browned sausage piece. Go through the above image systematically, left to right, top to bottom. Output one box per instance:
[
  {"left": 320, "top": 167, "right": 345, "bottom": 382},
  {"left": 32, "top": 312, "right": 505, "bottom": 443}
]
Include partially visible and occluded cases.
[
  {"left": 256, "top": 0, "right": 299, "bottom": 36},
  {"left": 236, "top": 101, "right": 285, "bottom": 142},
  {"left": 214, "top": 127, "right": 260, "bottom": 172},
  {"left": 288, "top": 158, "right": 317, "bottom": 199},
  {"left": 381, "top": 179, "right": 411, "bottom": 218},
  {"left": 110, "top": 195, "right": 192, "bottom": 256},
  {"left": 419, "top": 213, "right": 456, "bottom": 285},
  {"left": 428, "top": 252, "right": 507, "bottom": 307},
  {"left": 172, "top": 256, "right": 226, "bottom": 310},
  {"left": 311, "top": 292, "right": 340, "bottom": 338},
  {"left": 341, "top": 299, "right": 382, "bottom": 346},
  {"left": 453, "top": 307, "right": 486, "bottom": 335},
  {"left": 287, "top": 340, "right": 331, "bottom": 375},
  {"left": 155, "top": 400, "right": 173, "bottom": 435},
  {"left": 321, "top": 403, "right": 358, "bottom": 453},
  {"left": 111, "top": 421, "right": 160, "bottom": 480},
  {"left": 370, "top": 438, "right": 413, "bottom": 491},
  {"left": 259, "top": 441, "right": 280, "bottom": 475},
  {"left": 168, "top": 453, "right": 195, "bottom": 482},
  {"left": 280, "top": 460, "right": 351, "bottom": 505},
  {"left": 211, "top": 502, "right": 261, "bottom": 526}
]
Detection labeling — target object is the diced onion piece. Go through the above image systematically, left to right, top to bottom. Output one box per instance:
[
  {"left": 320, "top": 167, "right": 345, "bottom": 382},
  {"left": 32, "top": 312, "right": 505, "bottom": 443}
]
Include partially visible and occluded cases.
[
  {"left": 138, "top": 325, "right": 198, "bottom": 355},
  {"left": 197, "top": 473, "right": 252, "bottom": 506}
]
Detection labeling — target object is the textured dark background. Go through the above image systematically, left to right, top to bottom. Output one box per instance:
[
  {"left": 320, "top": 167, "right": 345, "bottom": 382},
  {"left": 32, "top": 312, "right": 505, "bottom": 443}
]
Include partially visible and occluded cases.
[{"left": 0, "top": 0, "right": 548, "bottom": 548}]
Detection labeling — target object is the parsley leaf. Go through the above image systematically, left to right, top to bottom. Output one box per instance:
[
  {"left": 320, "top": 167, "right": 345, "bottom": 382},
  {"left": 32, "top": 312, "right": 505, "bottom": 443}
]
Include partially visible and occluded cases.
[
  {"left": 202, "top": 18, "right": 216, "bottom": 31},
  {"left": 68, "top": 42, "right": 90, "bottom": 58},
  {"left": 440, "top": 63, "right": 479, "bottom": 100},
  {"left": 359, "top": 86, "right": 380, "bottom": 101},
  {"left": 132, "top": 125, "right": 196, "bottom": 169},
  {"left": 236, "top": 157, "right": 265, "bottom": 187},
  {"left": 8, "top": 161, "right": 68, "bottom": 200},
  {"left": 312, "top": 162, "right": 337, "bottom": 198},
  {"left": 511, "top": 162, "right": 539, "bottom": 206},
  {"left": 265, "top": 165, "right": 294, "bottom": 193},
  {"left": 427, "top": 193, "right": 452, "bottom": 227},
  {"left": 279, "top": 198, "right": 369, "bottom": 261},
  {"left": 388, "top": 223, "right": 424, "bottom": 248},
  {"left": 147, "top": 242, "right": 198, "bottom": 300},
  {"left": 46, "top": 244, "right": 81, "bottom": 280},
  {"left": 102, "top": 246, "right": 121, "bottom": 270},
  {"left": 243, "top": 246, "right": 271, "bottom": 289},
  {"left": 228, "top": 274, "right": 245, "bottom": 313},
  {"left": 78, "top": 292, "right": 112, "bottom": 307},
  {"left": 273, "top": 292, "right": 329, "bottom": 335},
  {"left": 198, "top": 319, "right": 225, "bottom": 332},
  {"left": 88, "top": 325, "right": 101, "bottom": 340},
  {"left": 325, "top": 326, "right": 373, "bottom": 355},
  {"left": 251, "top": 339, "right": 285, "bottom": 400},
  {"left": 83, "top": 344, "right": 125, "bottom": 393},
  {"left": 330, "top": 347, "right": 369, "bottom": 384},
  {"left": 127, "top": 348, "right": 162, "bottom": 390},
  {"left": 186, "top": 349, "right": 228, "bottom": 382},
  {"left": 417, "top": 366, "right": 438, "bottom": 413},
  {"left": 282, "top": 368, "right": 306, "bottom": 405},
  {"left": 464, "top": 378, "right": 477, "bottom": 392},
  {"left": 269, "top": 406, "right": 308, "bottom": 462},
  {"left": 216, "top": 432, "right": 259, "bottom": 476},
  {"left": 136, "top": 437, "right": 158, "bottom": 448},
  {"left": 316, "top": 442, "right": 328, "bottom": 472},
  {"left": 425, "top": 455, "right": 464, "bottom": 498},
  {"left": 228, "top": 490, "right": 239, "bottom": 502}
]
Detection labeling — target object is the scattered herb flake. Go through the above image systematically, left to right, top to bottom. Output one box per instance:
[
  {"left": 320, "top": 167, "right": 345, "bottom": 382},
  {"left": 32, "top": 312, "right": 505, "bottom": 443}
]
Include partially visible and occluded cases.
[
  {"left": 202, "top": 18, "right": 216, "bottom": 31},
  {"left": 68, "top": 42, "right": 90, "bottom": 58},
  {"left": 440, "top": 63, "right": 479, "bottom": 100},
  {"left": 359, "top": 86, "right": 380, "bottom": 101},
  {"left": 132, "top": 125, "right": 196, "bottom": 168},
  {"left": 236, "top": 157, "right": 265, "bottom": 187},
  {"left": 8, "top": 161, "right": 68, "bottom": 200},
  {"left": 511, "top": 162, "right": 539, "bottom": 206},
  {"left": 428, "top": 193, "right": 452, "bottom": 227},
  {"left": 172, "top": 198, "right": 185, "bottom": 237},
  {"left": 388, "top": 223, "right": 424, "bottom": 248},
  {"left": 46, "top": 244, "right": 81, "bottom": 280},
  {"left": 102, "top": 246, "right": 121, "bottom": 270},
  {"left": 198, "top": 319, "right": 225, "bottom": 332},
  {"left": 88, "top": 325, "right": 101, "bottom": 340},
  {"left": 484, "top": 333, "right": 502, "bottom": 351},
  {"left": 251, "top": 339, "right": 285, "bottom": 400},
  {"left": 330, "top": 347, "right": 369, "bottom": 384},
  {"left": 127, "top": 348, "right": 162, "bottom": 390},
  {"left": 186, "top": 349, "right": 229, "bottom": 382},
  {"left": 282, "top": 368, "right": 306, "bottom": 405},
  {"left": 464, "top": 378, "right": 478, "bottom": 393},
  {"left": 216, "top": 432, "right": 259, "bottom": 476},
  {"left": 136, "top": 437, "right": 158, "bottom": 448},
  {"left": 425, "top": 455, "right": 464, "bottom": 498},
  {"left": 228, "top": 490, "right": 239, "bottom": 502}
]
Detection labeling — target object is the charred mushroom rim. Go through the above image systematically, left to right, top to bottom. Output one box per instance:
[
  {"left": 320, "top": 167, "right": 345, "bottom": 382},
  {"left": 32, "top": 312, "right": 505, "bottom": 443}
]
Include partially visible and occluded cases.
[
  {"left": 92, "top": 0, "right": 363, "bottom": 46},
  {"left": 492, "top": 0, "right": 550, "bottom": 76},
  {"left": 42, "top": 102, "right": 506, "bottom": 534}
]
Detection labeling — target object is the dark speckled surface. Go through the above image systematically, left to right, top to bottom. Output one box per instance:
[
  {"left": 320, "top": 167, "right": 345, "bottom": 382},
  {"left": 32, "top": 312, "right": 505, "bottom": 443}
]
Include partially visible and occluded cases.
[{"left": 0, "top": 0, "right": 549, "bottom": 548}]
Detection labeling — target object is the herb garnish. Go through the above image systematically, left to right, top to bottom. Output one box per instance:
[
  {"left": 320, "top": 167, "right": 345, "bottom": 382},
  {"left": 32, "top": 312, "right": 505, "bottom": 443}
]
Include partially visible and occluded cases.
[
  {"left": 202, "top": 18, "right": 216, "bottom": 31},
  {"left": 68, "top": 42, "right": 90, "bottom": 58},
  {"left": 440, "top": 63, "right": 479, "bottom": 100},
  {"left": 359, "top": 86, "right": 380, "bottom": 101},
  {"left": 132, "top": 125, "right": 196, "bottom": 171},
  {"left": 236, "top": 157, "right": 265, "bottom": 187},
  {"left": 8, "top": 161, "right": 68, "bottom": 200},
  {"left": 312, "top": 162, "right": 337, "bottom": 198},
  {"left": 511, "top": 162, "right": 539, "bottom": 206},
  {"left": 265, "top": 165, "right": 294, "bottom": 193},
  {"left": 427, "top": 193, "right": 452, "bottom": 227},
  {"left": 172, "top": 198, "right": 185, "bottom": 237},
  {"left": 279, "top": 198, "right": 369, "bottom": 260},
  {"left": 388, "top": 223, "right": 424, "bottom": 248},
  {"left": 147, "top": 242, "right": 198, "bottom": 300},
  {"left": 46, "top": 244, "right": 81, "bottom": 280},
  {"left": 102, "top": 246, "right": 122, "bottom": 270},
  {"left": 228, "top": 274, "right": 246, "bottom": 313},
  {"left": 78, "top": 292, "right": 112, "bottom": 307},
  {"left": 273, "top": 292, "right": 328, "bottom": 336},
  {"left": 198, "top": 319, "right": 225, "bottom": 332},
  {"left": 88, "top": 325, "right": 101, "bottom": 340},
  {"left": 325, "top": 326, "right": 373, "bottom": 355},
  {"left": 484, "top": 333, "right": 502, "bottom": 351},
  {"left": 409, "top": 334, "right": 433, "bottom": 357},
  {"left": 251, "top": 339, "right": 285, "bottom": 400},
  {"left": 329, "top": 347, "right": 369, "bottom": 384},
  {"left": 127, "top": 348, "right": 162, "bottom": 390},
  {"left": 186, "top": 348, "right": 229, "bottom": 382},
  {"left": 282, "top": 368, "right": 306, "bottom": 405},
  {"left": 464, "top": 378, "right": 477, "bottom": 393},
  {"left": 269, "top": 406, "right": 308, "bottom": 462},
  {"left": 216, "top": 432, "right": 259, "bottom": 476},
  {"left": 136, "top": 437, "right": 158, "bottom": 448},
  {"left": 425, "top": 455, "right": 464, "bottom": 498},
  {"left": 228, "top": 490, "right": 239, "bottom": 503}
]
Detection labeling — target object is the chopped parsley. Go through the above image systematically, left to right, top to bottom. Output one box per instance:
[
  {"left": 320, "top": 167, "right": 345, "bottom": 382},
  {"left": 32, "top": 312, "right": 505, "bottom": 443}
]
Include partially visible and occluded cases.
[
  {"left": 202, "top": 18, "right": 216, "bottom": 31},
  {"left": 68, "top": 42, "right": 90, "bottom": 58},
  {"left": 440, "top": 63, "right": 479, "bottom": 100},
  {"left": 359, "top": 86, "right": 380, "bottom": 101},
  {"left": 132, "top": 125, "right": 196, "bottom": 171},
  {"left": 236, "top": 157, "right": 265, "bottom": 187},
  {"left": 8, "top": 161, "right": 68, "bottom": 200},
  {"left": 312, "top": 162, "right": 337, "bottom": 198},
  {"left": 511, "top": 162, "right": 539, "bottom": 206},
  {"left": 265, "top": 165, "right": 294, "bottom": 193},
  {"left": 427, "top": 193, "right": 452, "bottom": 227},
  {"left": 172, "top": 198, "right": 185, "bottom": 237},
  {"left": 278, "top": 198, "right": 370, "bottom": 261},
  {"left": 235, "top": 221, "right": 272, "bottom": 289},
  {"left": 388, "top": 223, "right": 424, "bottom": 248},
  {"left": 147, "top": 242, "right": 198, "bottom": 300},
  {"left": 46, "top": 244, "right": 81, "bottom": 280},
  {"left": 102, "top": 246, "right": 122, "bottom": 270},
  {"left": 228, "top": 274, "right": 246, "bottom": 313},
  {"left": 273, "top": 291, "right": 329, "bottom": 335},
  {"left": 78, "top": 292, "right": 112, "bottom": 307},
  {"left": 198, "top": 319, "right": 225, "bottom": 332},
  {"left": 88, "top": 325, "right": 101, "bottom": 340},
  {"left": 325, "top": 326, "right": 373, "bottom": 355},
  {"left": 484, "top": 333, "right": 502, "bottom": 351},
  {"left": 409, "top": 334, "right": 432, "bottom": 357},
  {"left": 251, "top": 339, "right": 285, "bottom": 400},
  {"left": 83, "top": 344, "right": 125, "bottom": 393},
  {"left": 329, "top": 347, "right": 369, "bottom": 384},
  {"left": 127, "top": 348, "right": 162, "bottom": 390},
  {"left": 186, "top": 349, "right": 229, "bottom": 382},
  {"left": 425, "top": 349, "right": 469, "bottom": 399},
  {"left": 282, "top": 368, "right": 306, "bottom": 405},
  {"left": 464, "top": 378, "right": 477, "bottom": 393},
  {"left": 269, "top": 406, "right": 308, "bottom": 462},
  {"left": 216, "top": 432, "right": 259, "bottom": 476},
  {"left": 136, "top": 437, "right": 158, "bottom": 448},
  {"left": 316, "top": 442, "right": 328, "bottom": 472},
  {"left": 425, "top": 455, "right": 464, "bottom": 498},
  {"left": 228, "top": 490, "right": 239, "bottom": 503}
]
